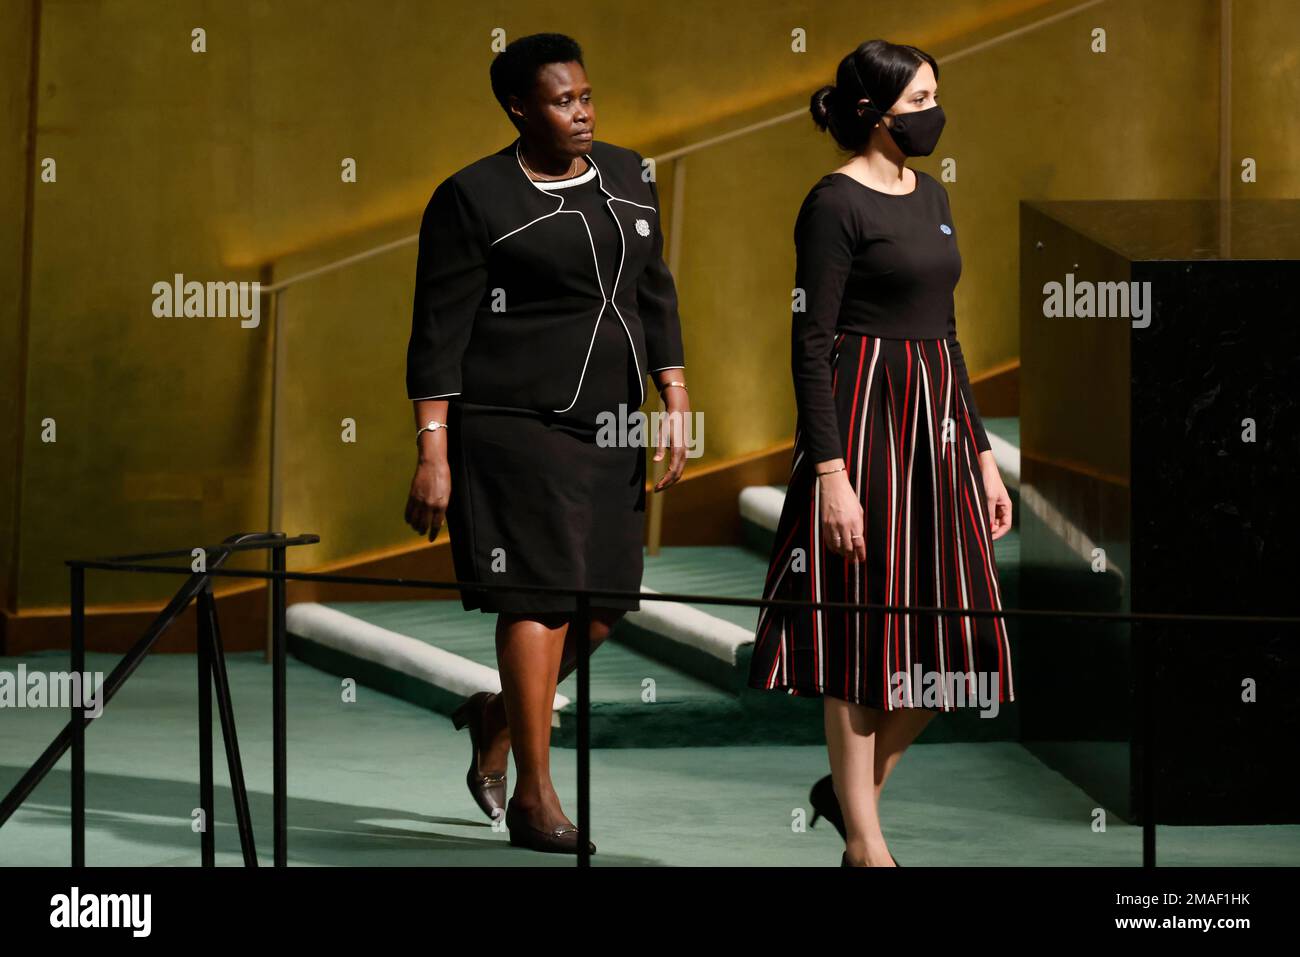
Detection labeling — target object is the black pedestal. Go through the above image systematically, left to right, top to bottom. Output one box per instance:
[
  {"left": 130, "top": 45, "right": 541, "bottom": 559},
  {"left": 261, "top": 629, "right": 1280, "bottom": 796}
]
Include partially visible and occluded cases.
[{"left": 1018, "top": 199, "right": 1300, "bottom": 825}]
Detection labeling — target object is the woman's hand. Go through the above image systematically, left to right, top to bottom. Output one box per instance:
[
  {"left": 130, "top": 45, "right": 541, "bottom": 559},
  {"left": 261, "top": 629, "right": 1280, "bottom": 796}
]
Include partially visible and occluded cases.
[
  {"left": 652, "top": 379, "right": 690, "bottom": 492},
  {"left": 408, "top": 400, "right": 451, "bottom": 541},
  {"left": 406, "top": 416, "right": 451, "bottom": 542},
  {"left": 979, "top": 450, "right": 1013, "bottom": 541},
  {"left": 406, "top": 456, "right": 451, "bottom": 542},
  {"left": 817, "top": 462, "right": 865, "bottom": 563}
]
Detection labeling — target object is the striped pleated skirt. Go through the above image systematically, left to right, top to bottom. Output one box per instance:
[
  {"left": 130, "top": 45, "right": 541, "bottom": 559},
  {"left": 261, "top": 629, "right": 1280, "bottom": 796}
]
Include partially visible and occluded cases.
[{"left": 748, "top": 333, "right": 1016, "bottom": 711}]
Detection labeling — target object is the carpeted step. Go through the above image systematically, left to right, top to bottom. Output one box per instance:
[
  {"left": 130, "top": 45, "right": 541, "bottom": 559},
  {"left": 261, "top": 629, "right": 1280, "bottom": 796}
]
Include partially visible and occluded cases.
[
  {"left": 285, "top": 415, "right": 1026, "bottom": 750},
  {"left": 739, "top": 484, "right": 786, "bottom": 555},
  {"left": 621, "top": 536, "right": 1019, "bottom": 691},
  {"left": 615, "top": 546, "right": 767, "bottom": 693},
  {"left": 286, "top": 600, "right": 825, "bottom": 748}
]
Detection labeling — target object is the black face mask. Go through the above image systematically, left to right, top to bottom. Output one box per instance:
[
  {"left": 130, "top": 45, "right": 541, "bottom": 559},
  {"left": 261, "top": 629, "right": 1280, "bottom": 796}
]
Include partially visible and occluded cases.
[{"left": 875, "top": 103, "right": 946, "bottom": 157}]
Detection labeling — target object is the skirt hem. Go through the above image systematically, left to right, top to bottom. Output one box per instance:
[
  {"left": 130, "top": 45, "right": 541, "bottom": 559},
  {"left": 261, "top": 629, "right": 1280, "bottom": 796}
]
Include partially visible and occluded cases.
[
  {"left": 458, "top": 591, "right": 642, "bottom": 615},
  {"left": 747, "top": 678, "right": 1015, "bottom": 712}
]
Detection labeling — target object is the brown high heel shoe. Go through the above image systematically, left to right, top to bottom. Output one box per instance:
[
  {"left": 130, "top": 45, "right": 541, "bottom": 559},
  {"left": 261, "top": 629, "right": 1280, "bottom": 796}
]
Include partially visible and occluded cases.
[
  {"left": 450, "top": 691, "right": 507, "bottom": 821},
  {"left": 505, "top": 800, "right": 596, "bottom": 855}
]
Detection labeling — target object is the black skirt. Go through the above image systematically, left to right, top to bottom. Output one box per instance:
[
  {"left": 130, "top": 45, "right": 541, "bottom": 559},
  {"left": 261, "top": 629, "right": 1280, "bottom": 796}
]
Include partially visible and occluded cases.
[
  {"left": 443, "top": 315, "right": 646, "bottom": 615},
  {"left": 748, "top": 333, "right": 1016, "bottom": 711}
]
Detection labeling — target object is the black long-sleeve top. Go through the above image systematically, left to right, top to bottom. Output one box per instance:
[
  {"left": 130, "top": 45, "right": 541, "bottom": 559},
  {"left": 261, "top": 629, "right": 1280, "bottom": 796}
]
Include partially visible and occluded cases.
[
  {"left": 406, "top": 138, "right": 685, "bottom": 413},
  {"left": 791, "top": 168, "right": 991, "bottom": 463}
]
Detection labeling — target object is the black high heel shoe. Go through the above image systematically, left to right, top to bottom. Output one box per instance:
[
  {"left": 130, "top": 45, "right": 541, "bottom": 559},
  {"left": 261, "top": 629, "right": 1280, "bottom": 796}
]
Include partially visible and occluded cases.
[
  {"left": 450, "top": 691, "right": 507, "bottom": 822},
  {"left": 809, "top": 775, "right": 847, "bottom": 839},
  {"left": 814, "top": 775, "right": 901, "bottom": 865},
  {"left": 505, "top": 800, "right": 596, "bottom": 855},
  {"left": 841, "top": 851, "right": 903, "bottom": 867}
]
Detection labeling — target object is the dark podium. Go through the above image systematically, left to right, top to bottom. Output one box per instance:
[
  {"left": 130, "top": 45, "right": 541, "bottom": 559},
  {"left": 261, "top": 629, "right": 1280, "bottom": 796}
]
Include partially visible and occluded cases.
[{"left": 1017, "top": 198, "right": 1300, "bottom": 826}]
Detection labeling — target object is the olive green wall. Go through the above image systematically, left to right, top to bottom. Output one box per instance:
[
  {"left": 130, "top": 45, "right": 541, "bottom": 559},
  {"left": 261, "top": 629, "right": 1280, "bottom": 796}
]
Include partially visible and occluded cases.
[
  {"left": 1, "top": 0, "right": 38, "bottom": 613},
  {"left": 5, "top": 0, "right": 1298, "bottom": 608}
]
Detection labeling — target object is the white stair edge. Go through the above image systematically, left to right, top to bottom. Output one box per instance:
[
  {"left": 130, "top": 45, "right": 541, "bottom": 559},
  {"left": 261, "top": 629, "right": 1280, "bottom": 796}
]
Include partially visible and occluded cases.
[
  {"left": 987, "top": 430, "right": 1021, "bottom": 490},
  {"left": 738, "top": 485, "right": 785, "bottom": 533},
  {"left": 626, "top": 585, "right": 754, "bottom": 665},
  {"left": 286, "top": 602, "right": 570, "bottom": 712}
]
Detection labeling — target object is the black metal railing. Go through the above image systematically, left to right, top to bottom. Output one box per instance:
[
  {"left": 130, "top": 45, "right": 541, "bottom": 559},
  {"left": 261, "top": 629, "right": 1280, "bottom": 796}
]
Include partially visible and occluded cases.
[
  {"left": 3, "top": 530, "right": 1297, "bottom": 868},
  {"left": 0, "top": 532, "right": 316, "bottom": 867}
]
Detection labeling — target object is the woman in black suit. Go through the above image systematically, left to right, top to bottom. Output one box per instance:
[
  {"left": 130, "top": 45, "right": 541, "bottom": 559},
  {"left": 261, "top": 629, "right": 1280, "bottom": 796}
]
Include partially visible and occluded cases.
[{"left": 403, "top": 33, "right": 689, "bottom": 855}]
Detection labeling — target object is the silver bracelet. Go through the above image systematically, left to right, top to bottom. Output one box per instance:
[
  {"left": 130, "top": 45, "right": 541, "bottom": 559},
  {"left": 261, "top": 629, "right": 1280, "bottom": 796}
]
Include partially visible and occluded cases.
[{"left": 415, "top": 420, "right": 448, "bottom": 444}]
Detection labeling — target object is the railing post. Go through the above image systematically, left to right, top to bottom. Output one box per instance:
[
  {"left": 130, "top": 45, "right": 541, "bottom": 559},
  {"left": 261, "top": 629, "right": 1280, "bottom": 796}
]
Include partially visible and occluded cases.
[
  {"left": 645, "top": 156, "right": 688, "bottom": 559},
  {"left": 265, "top": 284, "right": 285, "bottom": 665},
  {"left": 272, "top": 541, "right": 288, "bottom": 866},
  {"left": 70, "top": 564, "right": 84, "bottom": 868},
  {"left": 199, "top": 584, "right": 258, "bottom": 865},
  {"left": 198, "top": 589, "right": 215, "bottom": 866},
  {"left": 575, "top": 590, "right": 591, "bottom": 868},
  {"left": 1139, "top": 621, "right": 1156, "bottom": 867}
]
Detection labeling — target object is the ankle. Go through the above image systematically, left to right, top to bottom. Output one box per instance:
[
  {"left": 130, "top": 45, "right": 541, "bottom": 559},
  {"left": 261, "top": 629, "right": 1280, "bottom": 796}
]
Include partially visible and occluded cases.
[
  {"left": 485, "top": 693, "right": 510, "bottom": 729},
  {"left": 508, "top": 784, "right": 552, "bottom": 809}
]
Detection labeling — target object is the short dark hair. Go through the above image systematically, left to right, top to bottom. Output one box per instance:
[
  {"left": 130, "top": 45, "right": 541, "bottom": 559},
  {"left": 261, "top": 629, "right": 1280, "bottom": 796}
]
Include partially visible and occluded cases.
[
  {"left": 489, "top": 33, "right": 585, "bottom": 130},
  {"left": 810, "top": 39, "right": 939, "bottom": 152}
]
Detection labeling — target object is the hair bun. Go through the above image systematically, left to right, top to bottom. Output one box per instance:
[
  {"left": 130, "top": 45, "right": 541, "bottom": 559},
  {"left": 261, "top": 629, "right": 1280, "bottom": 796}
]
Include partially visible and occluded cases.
[{"left": 809, "top": 85, "right": 837, "bottom": 131}]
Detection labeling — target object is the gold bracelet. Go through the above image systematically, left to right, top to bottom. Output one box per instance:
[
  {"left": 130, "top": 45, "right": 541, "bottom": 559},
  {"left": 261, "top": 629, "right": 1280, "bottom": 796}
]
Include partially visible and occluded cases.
[
  {"left": 658, "top": 380, "right": 688, "bottom": 393},
  {"left": 815, "top": 465, "right": 846, "bottom": 477}
]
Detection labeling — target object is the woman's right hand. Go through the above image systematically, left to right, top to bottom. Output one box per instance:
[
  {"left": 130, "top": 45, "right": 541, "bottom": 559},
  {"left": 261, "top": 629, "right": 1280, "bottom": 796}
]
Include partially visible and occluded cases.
[
  {"left": 406, "top": 457, "right": 451, "bottom": 542},
  {"left": 817, "top": 463, "right": 865, "bottom": 563}
]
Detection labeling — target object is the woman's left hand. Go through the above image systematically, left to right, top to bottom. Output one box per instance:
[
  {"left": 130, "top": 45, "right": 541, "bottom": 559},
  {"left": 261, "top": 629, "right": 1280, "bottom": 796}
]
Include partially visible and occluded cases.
[
  {"left": 653, "top": 384, "right": 690, "bottom": 492},
  {"left": 979, "top": 450, "right": 1013, "bottom": 540}
]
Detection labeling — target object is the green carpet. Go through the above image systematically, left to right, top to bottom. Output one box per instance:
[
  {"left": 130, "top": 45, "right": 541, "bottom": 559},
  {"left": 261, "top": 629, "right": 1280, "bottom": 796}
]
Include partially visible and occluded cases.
[
  {"left": 983, "top": 416, "right": 1020, "bottom": 448},
  {"left": 640, "top": 545, "right": 770, "bottom": 632},
  {"left": 4, "top": 649, "right": 1293, "bottom": 867}
]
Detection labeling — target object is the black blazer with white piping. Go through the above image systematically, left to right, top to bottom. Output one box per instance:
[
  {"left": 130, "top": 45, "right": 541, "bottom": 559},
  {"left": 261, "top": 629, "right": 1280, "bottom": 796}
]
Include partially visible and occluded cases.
[{"left": 406, "top": 137, "right": 686, "bottom": 412}]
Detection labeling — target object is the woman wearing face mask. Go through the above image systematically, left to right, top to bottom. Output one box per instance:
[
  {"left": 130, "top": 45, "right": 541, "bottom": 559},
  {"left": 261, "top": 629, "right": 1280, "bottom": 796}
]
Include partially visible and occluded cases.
[{"left": 749, "top": 39, "right": 1015, "bottom": 867}]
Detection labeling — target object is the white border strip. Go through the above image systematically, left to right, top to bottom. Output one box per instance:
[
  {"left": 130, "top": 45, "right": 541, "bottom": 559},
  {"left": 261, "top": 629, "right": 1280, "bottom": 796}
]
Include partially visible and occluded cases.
[
  {"left": 987, "top": 429, "right": 1021, "bottom": 491},
  {"left": 738, "top": 485, "right": 785, "bottom": 533},
  {"left": 628, "top": 586, "right": 754, "bottom": 665},
  {"left": 286, "top": 603, "right": 570, "bottom": 711}
]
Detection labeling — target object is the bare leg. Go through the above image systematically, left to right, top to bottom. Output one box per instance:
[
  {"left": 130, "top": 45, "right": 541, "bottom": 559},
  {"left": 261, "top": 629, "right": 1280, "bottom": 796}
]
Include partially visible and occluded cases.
[
  {"left": 481, "top": 606, "right": 623, "bottom": 756},
  {"left": 490, "top": 607, "right": 625, "bottom": 830},
  {"left": 557, "top": 607, "right": 624, "bottom": 681},
  {"left": 494, "top": 612, "right": 568, "bottom": 829},
  {"left": 824, "top": 695, "right": 894, "bottom": 866},
  {"left": 871, "top": 707, "right": 936, "bottom": 802}
]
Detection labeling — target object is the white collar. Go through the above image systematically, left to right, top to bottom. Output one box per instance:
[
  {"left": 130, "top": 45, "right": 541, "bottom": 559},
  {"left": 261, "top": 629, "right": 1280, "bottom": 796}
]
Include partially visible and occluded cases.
[
  {"left": 515, "top": 138, "right": 602, "bottom": 193},
  {"left": 533, "top": 159, "right": 596, "bottom": 189}
]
